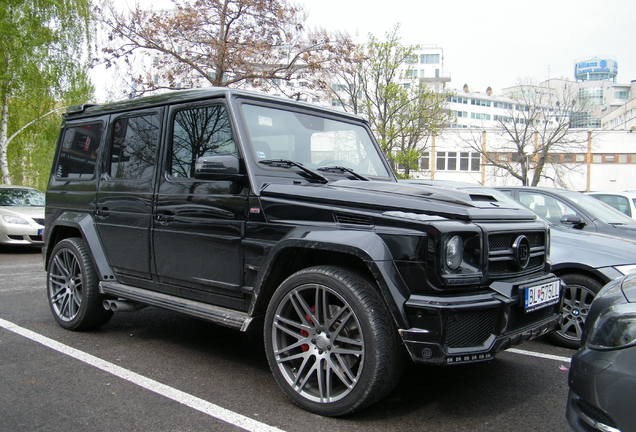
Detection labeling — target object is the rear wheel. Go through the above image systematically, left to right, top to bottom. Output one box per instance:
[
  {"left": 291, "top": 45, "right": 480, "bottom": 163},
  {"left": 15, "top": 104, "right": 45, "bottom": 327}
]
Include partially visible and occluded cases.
[
  {"left": 47, "top": 237, "right": 113, "bottom": 330},
  {"left": 264, "top": 266, "right": 404, "bottom": 416},
  {"left": 548, "top": 273, "right": 603, "bottom": 348}
]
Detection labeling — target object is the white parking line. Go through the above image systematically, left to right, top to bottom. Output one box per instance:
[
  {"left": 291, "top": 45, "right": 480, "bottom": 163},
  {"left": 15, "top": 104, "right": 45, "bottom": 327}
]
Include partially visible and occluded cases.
[
  {"left": 0, "top": 318, "right": 285, "bottom": 432},
  {"left": 507, "top": 348, "right": 572, "bottom": 363}
]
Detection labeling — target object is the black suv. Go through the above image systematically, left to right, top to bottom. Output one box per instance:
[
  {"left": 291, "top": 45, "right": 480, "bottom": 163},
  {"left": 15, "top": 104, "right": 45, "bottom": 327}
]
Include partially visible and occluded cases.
[{"left": 44, "top": 88, "right": 561, "bottom": 416}]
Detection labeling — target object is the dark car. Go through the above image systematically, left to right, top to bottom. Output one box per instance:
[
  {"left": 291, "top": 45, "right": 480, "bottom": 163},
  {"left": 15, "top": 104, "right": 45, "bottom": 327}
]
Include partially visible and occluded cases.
[
  {"left": 44, "top": 88, "right": 561, "bottom": 416},
  {"left": 401, "top": 180, "right": 636, "bottom": 348},
  {"left": 496, "top": 186, "right": 636, "bottom": 240},
  {"left": 567, "top": 272, "right": 636, "bottom": 432}
]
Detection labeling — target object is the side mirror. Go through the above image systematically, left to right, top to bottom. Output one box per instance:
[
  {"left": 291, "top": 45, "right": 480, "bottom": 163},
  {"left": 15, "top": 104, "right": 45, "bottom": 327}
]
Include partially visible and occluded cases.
[
  {"left": 194, "top": 155, "right": 244, "bottom": 181},
  {"left": 560, "top": 214, "right": 586, "bottom": 228}
]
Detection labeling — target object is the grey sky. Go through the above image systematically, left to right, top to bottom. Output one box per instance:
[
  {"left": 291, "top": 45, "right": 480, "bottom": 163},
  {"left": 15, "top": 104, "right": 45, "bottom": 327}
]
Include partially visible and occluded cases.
[{"left": 301, "top": 0, "right": 636, "bottom": 93}]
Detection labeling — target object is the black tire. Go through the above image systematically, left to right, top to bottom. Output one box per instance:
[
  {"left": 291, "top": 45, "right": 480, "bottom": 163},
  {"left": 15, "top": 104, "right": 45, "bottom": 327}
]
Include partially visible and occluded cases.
[
  {"left": 47, "top": 237, "right": 113, "bottom": 330},
  {"left": 264, "top": 266, "right": 405, "bottom": 416},
  {"left": 548, "top": 273, "right": 603, "bottom": 349}
]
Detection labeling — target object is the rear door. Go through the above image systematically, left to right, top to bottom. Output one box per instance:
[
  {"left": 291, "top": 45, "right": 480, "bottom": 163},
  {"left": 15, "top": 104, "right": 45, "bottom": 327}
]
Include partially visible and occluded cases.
[
  {"left": 152, "top": 100, "right": 249, "bottom": 309},
  {"left": 95, "top": 110, "right": 162, "bottom": 281}
]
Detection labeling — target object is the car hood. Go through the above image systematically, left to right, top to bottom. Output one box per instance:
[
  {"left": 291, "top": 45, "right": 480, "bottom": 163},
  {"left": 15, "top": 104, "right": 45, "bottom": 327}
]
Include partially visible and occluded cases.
[
  {"left": 260, "top": 180, "right": 537, "bottom": 222},
  {"left": 550, "top": 225, "right": 636, "bottom": 268}
]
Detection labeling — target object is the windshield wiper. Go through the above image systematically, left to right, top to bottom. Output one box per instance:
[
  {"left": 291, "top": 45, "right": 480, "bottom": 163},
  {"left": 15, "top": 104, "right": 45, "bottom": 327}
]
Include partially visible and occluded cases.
[
  {"left": 258, "top": 159, "right": 329, "bottom": 184},
  {"left": 317, "top": 165, "right": 370, "bottom": 181}
]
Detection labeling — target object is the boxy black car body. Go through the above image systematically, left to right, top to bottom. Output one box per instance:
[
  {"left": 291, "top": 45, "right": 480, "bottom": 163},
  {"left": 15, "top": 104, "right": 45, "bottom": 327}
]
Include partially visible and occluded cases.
[{"left": 44, "top": 88, "right": 561, "bottom": 416}]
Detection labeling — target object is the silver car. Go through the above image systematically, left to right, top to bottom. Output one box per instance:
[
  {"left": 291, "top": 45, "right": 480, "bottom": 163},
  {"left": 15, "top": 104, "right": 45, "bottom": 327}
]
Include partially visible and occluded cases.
[{"left": 0, "top": 185, "right": 45, "bottom": 246}]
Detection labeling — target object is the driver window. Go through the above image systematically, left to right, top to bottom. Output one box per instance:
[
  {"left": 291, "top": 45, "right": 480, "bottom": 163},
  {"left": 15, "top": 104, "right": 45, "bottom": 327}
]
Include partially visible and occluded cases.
[{"left": 170, "top": 104, "right": 236, "bottom": 178}]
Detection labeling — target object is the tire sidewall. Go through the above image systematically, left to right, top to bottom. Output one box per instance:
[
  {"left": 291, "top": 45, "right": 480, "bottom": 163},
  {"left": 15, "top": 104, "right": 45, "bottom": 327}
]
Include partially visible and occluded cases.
[
  {"left": 47, "top": 238, "right": 109, "bottom": 330},
  {"left": 264, "top": 266, "right": 393, "bottom": 416}
]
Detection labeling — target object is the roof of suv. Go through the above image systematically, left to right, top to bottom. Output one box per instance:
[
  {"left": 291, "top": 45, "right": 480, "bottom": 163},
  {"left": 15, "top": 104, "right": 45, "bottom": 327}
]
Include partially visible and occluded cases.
[{"left": 64, "top": 87, "right": 366, "bottom": 122}]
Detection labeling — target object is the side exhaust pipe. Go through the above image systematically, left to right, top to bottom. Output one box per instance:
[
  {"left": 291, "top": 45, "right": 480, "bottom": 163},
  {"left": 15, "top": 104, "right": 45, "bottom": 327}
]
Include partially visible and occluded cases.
[{"left": 103, "top": 299, "right": 147, "bottom": 312}]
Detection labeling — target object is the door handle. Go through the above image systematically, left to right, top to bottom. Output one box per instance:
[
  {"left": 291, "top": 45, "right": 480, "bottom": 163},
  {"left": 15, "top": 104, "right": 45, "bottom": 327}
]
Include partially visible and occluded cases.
[
  {"left": 95, "top": 208, "right": 110, "bottom": 217},
  {"left": 156, "top": 214, "right": 175, "bottom": 225}
]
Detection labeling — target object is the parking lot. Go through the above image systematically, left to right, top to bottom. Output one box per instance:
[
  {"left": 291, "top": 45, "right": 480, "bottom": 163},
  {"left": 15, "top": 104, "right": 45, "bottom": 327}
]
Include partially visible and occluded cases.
[{"left": 1, "top": 245, "right": 575, "bottom": 431}]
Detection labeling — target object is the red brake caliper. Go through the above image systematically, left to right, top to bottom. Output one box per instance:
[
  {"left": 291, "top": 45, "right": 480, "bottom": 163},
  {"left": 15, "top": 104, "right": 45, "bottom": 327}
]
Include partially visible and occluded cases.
[{"left": 300, "top": 306, "right": 316, "bottom": 352}]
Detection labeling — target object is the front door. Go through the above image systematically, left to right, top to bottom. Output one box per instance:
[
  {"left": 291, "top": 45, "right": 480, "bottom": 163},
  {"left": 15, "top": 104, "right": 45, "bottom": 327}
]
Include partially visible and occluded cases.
[{"left": 152, "top": 101, "right": 248, "bottom": 309}]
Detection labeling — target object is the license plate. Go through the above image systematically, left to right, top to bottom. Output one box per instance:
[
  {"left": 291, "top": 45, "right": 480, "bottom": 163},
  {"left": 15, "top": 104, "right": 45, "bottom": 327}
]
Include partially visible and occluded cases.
[
  {"left": 38, "top": 229, "right": 43, "bottom": 237},
  {"left": 523, "top": 280, "right": 560, "bottom": 312}
]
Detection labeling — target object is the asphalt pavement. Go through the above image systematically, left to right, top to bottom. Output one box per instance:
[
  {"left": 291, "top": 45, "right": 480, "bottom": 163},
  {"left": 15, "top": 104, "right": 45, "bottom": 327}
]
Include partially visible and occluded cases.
[{"left": 0, "top": 245, "right": 575, "bottom": 431}]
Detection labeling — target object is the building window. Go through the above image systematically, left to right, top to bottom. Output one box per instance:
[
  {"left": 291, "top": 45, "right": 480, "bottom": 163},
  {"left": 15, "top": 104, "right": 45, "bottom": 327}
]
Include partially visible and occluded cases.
[
  {"left": 405, "top": 54, "right": 418, "bottom": 64},
  {"left": 420, "top": 54, "right": 440, "bottom": 64},
  {"left": 405, "top": 69, "right": 417, "bottom": 78},
  {"left": 615, "top": 91, "right": 630, "bottom": 100},
  {"left": 450, "top": 96, "right": 468, "bottom": 104},
  {"left": 471, "top": 99, "right": 491, "bottom": 107},
  {"left": 493, "top": 102, "right": 513, "bottom": 110},
  {"left": 452, "top": 110, "right": 468, "bottom": 118},
  {"left": 471, "top": 113, "right": 491, "bottom": 120},
  {"left": 436, "top": 151, "right": 480, "bottom": 171},
  {"left": 437, "top": 151, "right": 457, "bottom": 170},
  {"left": 420, "top": 152, "right": 430, "bottom": 170},
  {"left": 605, "top": 154, "right": 615, "bottom": 163}
]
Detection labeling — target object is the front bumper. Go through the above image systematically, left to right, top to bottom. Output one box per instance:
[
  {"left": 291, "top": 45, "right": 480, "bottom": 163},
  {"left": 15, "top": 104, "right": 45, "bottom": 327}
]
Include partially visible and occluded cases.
[
  {"left": 0, "top": 224, "right": 44, "bottom": 245},
  {"left": 399, "top": 274, "right": 562, "bottom": 365},
  {"left": 566, "top": 346, "right": 636, "bottom": 432}
]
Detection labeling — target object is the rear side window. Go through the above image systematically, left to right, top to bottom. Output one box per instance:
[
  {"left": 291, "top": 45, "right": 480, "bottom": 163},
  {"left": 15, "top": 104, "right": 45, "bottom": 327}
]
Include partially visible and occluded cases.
[
  {"left": 107, "top": 114, "right": 161, "bottom": 180},
  {"left": 56, "top": 122, "right": 103, "bottom": 179}
]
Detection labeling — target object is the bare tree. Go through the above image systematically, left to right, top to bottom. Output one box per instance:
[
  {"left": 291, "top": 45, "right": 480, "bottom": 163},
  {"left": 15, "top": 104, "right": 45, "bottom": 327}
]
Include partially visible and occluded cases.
[
  {"left": 95, "top": 0, "right": 354, "bottom": 99},
  {"left": 320, "top": 25, "right": 450, "bottom": 177},
  {"left": 456, "top": 78, "right": 592, "bottom": 186}
]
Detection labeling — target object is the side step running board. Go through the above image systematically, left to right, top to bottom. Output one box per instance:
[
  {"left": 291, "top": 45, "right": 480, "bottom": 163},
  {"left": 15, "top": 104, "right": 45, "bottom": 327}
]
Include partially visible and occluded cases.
[{"left": 99, "top": 282, "right": 253, "bottom": 332}]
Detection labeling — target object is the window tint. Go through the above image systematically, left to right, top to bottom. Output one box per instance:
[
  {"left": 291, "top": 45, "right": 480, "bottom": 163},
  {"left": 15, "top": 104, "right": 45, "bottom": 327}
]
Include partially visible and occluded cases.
[
  {"left": 170, "top": 105, "right": 236, "bottom": 178},
  {"left": 109, "top": 114, "right": 160, "bottom": 180},
  {"left": 56, "top": 123, "right": 103, "bottom": 178}
]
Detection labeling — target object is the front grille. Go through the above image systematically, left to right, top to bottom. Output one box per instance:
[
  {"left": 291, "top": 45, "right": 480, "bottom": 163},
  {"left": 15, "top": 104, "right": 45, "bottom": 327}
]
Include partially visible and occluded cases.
[
  {"left": 487, "top": 231, "right": 546, "bottom": 276},
  {"left": 506, "top": 305, "right": 556, "bottom": 333},
  {"left": 445, "top": 309, "right": 497, "bottom": 348}
]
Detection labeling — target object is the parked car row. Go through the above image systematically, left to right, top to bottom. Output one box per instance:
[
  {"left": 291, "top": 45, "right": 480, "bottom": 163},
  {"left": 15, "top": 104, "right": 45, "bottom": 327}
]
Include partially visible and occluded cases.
[{"left": 401, "top": 180, "right": 636, "bottom": 432}]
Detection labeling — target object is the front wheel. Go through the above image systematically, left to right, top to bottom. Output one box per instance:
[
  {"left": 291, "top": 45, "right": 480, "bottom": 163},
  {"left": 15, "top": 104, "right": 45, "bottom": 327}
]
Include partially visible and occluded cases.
[
  {"left": 47, "top": 237, "right": 113, "bottom": 330},
  {"left": 264, "top": 266, "right": 404, "bottom": 416},
  {"left": 548, "top": 273, "right": 603, "bottom": 349}
]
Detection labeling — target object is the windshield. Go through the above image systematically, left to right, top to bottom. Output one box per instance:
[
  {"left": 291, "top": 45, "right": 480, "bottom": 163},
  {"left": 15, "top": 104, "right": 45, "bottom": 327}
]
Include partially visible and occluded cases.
[
  {"left": 240, "top": 104, "right": 391, "bottom": 178},
  {"left": 0, "top": 188, "right": 45, "bottom": 206},
  {"left": 559, "top": 190, "right": 636, "bottom": 225}
]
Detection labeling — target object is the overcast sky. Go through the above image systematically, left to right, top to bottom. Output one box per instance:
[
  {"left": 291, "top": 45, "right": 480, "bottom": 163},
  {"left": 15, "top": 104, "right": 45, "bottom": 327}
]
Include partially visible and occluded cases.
[
  {"left": 107, "top": 0, "right": 635, "bottom": 97},
  {"left": 299, "top": 0, "right": 636, "bottom": 93}
]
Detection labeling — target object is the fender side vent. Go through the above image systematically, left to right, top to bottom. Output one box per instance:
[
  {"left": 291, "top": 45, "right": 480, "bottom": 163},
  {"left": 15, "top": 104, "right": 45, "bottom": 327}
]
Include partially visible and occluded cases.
[{"left": 334, "top": 212, "right": 374, "bottom": 227}]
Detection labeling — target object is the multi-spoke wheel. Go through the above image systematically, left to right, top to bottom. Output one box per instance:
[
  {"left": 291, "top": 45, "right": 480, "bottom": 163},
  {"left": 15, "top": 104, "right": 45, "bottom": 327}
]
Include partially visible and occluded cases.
[
  {"left": 47, "top": 237, "right": 113, "bottom": 330},
  {"left": 264, "top": 266, "right": 404, "bottom": 416},
  {"left": 548, "top": 274, "right": 603, "bottom": 348}
]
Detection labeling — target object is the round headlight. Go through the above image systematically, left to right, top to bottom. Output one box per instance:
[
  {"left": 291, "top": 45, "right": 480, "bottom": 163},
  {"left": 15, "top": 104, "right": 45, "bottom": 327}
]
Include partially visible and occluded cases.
[{"left": 445, "top": 235, "right": 463, "bottom": 271}]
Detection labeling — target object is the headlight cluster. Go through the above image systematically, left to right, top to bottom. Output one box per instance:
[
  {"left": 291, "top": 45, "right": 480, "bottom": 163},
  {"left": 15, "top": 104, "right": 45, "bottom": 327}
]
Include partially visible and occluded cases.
[
  {"left": 2, "top": 215, "right": 29, "bottom": 225},
  {"left": 442, "top": 233, "right": 480, "bottom": 276},
  {"left": 445, "top": 235, "right": 463, "bottom": 270},
  {"left": 615, "top": 264, "right": 636, "bottom": 276},
  {"left": 586, "top": 304, "right": 636, "bottom": 350}
]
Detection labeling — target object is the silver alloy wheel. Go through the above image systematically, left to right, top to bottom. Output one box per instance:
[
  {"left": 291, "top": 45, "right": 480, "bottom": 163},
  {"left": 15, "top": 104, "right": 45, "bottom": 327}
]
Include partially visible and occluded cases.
[
  {"left": 48, "top": 247, "right": 83, "bottom": 322},
  {"left": 271, "top": 282, "right": 364, "bottom": 403},
  {"left": 557, "top": 283, "right": 596, "bottom": 343}
]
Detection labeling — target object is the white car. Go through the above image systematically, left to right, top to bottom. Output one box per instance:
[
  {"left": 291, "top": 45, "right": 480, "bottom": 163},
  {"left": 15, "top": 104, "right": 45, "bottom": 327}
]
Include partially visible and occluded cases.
[
  {"left": 0, "top": 185, "right": 45, "bottom": 246},
  {"left": 586, "top": 191, "right": 636, "bottom": 219}
]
